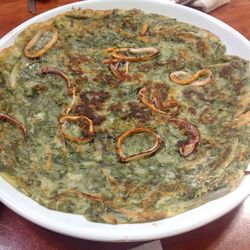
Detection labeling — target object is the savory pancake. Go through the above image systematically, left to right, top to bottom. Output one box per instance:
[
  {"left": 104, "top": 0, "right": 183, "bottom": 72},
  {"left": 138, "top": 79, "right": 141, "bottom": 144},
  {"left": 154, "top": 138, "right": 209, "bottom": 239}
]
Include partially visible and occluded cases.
[{"left": 0, "top": 9, "right": 249, "bottom": 224}]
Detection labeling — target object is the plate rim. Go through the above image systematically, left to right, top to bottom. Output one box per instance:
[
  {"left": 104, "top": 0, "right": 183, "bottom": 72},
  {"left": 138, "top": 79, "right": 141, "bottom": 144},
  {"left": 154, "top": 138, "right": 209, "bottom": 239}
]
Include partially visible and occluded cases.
[{"left": 0, "top": 0, "right": 250, "bottom": 242}]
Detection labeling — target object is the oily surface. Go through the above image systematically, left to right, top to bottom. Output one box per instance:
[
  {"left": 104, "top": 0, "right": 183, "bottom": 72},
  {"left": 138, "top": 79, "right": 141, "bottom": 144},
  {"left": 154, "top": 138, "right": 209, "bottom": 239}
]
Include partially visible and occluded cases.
[{"left": 0, "top": 9, "right": 249, "bottom": 223}]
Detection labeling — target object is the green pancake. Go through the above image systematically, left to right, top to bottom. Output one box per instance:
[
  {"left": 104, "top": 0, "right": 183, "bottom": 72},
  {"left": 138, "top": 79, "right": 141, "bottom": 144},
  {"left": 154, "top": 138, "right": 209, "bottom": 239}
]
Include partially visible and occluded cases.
[{"left": 0, "top": 9, "right": 249, "bottom": 224}]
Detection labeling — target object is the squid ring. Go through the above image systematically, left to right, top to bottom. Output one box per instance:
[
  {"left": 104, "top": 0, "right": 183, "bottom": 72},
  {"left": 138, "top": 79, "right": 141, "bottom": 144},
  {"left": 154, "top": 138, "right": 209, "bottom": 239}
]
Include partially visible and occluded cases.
[
  {"left": 24, "top": 26, "right": 58, "bottom": 59},
  {"left": 111, "top": 47, "right": 160, "bottom": 62},
  {"left": 169, "top": 68, "right": 212, "bottom": 87},
  {"left": 138, "top": 86, "right": 179, "bottom": 116},
  {"left": 59, "top": 115, "right": 94, "bottom": 143},
  {"left": 115, "top": 127, "right": 163, "bottom": 162}
]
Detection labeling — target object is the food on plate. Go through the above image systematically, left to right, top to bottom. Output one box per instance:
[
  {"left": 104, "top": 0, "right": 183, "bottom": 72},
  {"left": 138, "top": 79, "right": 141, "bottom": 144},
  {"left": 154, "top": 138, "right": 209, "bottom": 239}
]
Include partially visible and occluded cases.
[{"left": 0, "top": 9, "right": 249, "bottom": 224}]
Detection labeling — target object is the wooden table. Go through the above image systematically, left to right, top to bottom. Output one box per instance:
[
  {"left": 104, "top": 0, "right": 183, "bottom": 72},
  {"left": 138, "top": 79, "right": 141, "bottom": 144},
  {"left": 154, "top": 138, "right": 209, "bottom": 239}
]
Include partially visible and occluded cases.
[{"left": 0, "top": 1, "right": 249, "bottom": 249}]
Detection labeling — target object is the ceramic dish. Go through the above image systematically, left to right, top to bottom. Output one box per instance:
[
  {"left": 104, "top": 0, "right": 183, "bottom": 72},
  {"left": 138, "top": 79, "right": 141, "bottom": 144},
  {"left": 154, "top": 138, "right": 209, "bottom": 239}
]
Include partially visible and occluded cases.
[{"left": 0, "top": 0, "right": 250, "bottom": 242}]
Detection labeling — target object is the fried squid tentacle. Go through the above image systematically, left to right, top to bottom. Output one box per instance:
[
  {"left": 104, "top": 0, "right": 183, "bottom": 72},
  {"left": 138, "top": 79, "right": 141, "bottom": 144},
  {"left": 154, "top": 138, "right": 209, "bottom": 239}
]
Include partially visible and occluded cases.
[
  {"left": 40, "top": 66, "right": 71, "bottom": 89},
  {"left": 40, "top": 67, "right": 76, "bottom": 115},
  {"left": 65, "top": 87, "right": 76, "bottom": 116},
  {"left": 0, "top": 113, "right": 28, "bottom": 142},
  {"left": 169, "top": 118, "right": 200, "bottom": 157}
]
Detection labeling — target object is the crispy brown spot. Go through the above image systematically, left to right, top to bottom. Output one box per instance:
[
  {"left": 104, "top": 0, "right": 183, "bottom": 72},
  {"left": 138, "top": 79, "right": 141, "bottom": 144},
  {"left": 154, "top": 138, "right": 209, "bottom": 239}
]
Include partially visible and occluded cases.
[
  {"left": 122, "top": 18, "right": 138, "bottom": 32},
  {"left": 196, "top": 39, "right": 211, "bottom": 57},
  {"left": 68, "top": 54, "right": 93, "bottom": 74},
  {"left": 218, "top": 61, "right": 243, "bottom": 81},
  {"left": 137, "top": 63, "right": 154, "bottom": 72},
  {"left": 219, "top": 65, "right": 232, "bottom": 79},
  {"left": 93, "top": 71, "right": 121, "bottom": 86},
  {"left": 127, "top": 73, "right": 144, "bottom": 83},
  {"left": 74, "top": 76, "right": 89, "bottom": 91},
  {"left": 233, "top": 81, "right": 245, "bottom": 95},
  {"left": 155, "top": 83, "right": 169, "bottom": 100},
  {"left": 32, "top": 84, "right": 48, "bottom": 94},
  {"left": 183, "top": 89, "right": 206, "bottom": 102},
  {"left": 75, "top": 91, "right": 110, "bottom": 125},
  {"left": 117, "top": 91, "right": 125, "bottom": 98},
  {"left": 109, "top": 102, "right": 123, "bottom": 113},
  {"left": 124, "top": 102, "right": 152, "bottom": 123},
  {"left": 74, "top": 105, "right": 106, "bottom": 126},
  {"left": 187, "top": 107, "right": 196, "bottom": 115},
  {"left": 199, "top": 107, "right": 215, "bottom": 125}
]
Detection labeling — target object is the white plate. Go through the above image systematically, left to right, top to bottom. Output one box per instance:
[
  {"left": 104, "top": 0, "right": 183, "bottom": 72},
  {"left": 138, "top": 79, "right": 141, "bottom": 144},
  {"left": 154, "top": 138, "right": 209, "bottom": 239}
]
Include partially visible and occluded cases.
[{"left": 0, "top": 0, "right": 250, "bottom": 242}]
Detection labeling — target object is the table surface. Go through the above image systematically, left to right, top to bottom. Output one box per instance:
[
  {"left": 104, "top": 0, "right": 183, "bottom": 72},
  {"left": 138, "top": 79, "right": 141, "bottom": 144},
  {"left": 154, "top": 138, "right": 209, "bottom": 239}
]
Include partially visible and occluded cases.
[{"left": 0, "top": 0, "right": 249, "bottom": 249}]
